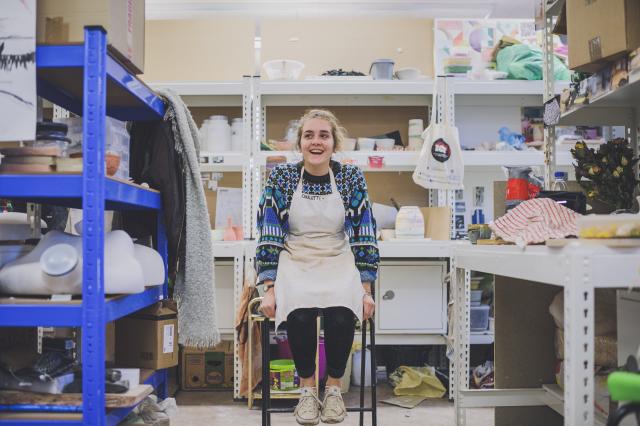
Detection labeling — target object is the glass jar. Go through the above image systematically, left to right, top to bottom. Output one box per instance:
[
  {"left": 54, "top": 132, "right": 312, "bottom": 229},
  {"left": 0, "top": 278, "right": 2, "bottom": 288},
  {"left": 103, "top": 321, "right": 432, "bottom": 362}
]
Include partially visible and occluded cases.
[
  {"left": 284, "top": 120, "right": 300, "bottom": 143},
  {"left": 34, "top": 122, "right": 71, "bottom": 157}
]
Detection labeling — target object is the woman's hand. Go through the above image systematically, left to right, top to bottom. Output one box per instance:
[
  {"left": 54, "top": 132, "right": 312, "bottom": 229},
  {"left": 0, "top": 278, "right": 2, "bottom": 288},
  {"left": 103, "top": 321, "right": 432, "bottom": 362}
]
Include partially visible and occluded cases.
[
  {"left": 260, "top": 281, "right": 276, "bottom": 319},
  {"left": 362, "top": 281, "right": 375, "bottom": 321},
  {"left": 363, "top": 294, "right": 375, "bottom": 321}
]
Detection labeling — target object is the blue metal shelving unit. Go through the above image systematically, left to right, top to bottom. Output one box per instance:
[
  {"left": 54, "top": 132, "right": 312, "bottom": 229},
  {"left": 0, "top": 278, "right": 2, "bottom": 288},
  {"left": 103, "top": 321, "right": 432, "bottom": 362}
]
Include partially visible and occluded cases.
[{"left": 0, "top": 27, "right": 168, "bottom": 425}]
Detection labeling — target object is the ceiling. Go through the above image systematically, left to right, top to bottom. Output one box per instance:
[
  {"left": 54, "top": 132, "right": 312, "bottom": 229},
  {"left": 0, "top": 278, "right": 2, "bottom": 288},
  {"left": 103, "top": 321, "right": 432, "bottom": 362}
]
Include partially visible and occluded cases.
[{"left": 145, "top": 0, "right": 537, "bottom": 20}]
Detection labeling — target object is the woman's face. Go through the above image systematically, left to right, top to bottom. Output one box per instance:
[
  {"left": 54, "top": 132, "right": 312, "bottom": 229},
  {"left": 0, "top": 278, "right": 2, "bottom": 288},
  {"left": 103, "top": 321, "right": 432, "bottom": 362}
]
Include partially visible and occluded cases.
[{"left": 300, "top": 118, "right": 335, "bottom": 170}]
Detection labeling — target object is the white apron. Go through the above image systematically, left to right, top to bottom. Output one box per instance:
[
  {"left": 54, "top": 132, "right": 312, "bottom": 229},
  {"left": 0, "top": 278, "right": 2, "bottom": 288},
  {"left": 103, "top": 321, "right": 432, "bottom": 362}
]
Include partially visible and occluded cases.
[{"left": 275, "top": 167, "right": 365, "bottom": 330}]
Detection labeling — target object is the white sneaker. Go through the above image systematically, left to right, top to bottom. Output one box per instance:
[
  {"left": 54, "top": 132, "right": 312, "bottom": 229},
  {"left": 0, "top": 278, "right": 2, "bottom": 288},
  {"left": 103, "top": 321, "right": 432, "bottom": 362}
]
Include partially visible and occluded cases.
[
  {"left": 320, "top": 386, "right": 347, "bottom": 424},
  {"left": 294, "top": 387, "right": 322, "bottom": 425}
]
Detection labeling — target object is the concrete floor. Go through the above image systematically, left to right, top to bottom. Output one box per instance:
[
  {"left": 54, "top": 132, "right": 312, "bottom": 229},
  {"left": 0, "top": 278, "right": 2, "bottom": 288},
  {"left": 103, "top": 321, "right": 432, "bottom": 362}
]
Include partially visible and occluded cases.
[{"left": 172, "top": 384, "right": 494, "bottom": 425}]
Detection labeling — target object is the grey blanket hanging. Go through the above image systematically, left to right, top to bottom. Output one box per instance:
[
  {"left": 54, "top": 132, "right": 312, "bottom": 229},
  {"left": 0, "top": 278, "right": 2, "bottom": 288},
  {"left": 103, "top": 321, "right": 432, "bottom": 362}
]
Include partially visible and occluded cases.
[{"left": 157, "top": 88, "right": 219, "bottom": 348}]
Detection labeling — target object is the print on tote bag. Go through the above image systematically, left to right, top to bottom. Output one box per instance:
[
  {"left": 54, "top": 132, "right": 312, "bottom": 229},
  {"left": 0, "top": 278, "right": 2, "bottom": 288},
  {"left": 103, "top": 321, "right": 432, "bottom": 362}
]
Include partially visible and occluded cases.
[{"left": 412, "top": 83, "right": 464, "bottom": 190}]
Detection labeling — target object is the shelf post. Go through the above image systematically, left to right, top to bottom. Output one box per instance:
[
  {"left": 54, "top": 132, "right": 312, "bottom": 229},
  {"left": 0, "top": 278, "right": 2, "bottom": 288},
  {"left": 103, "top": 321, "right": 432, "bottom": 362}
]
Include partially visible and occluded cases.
[
  {"left": 542, "top": 6, "right": 557, "bottom": 190},
  {"left": 81, "top": 26, "right": 107, "bottom": 426},
  {"left": 563, "top": 250, "right": 595, "bottom": 426},
  {"left": 453, "top": 265, "right": 470, "bottom": 426}
]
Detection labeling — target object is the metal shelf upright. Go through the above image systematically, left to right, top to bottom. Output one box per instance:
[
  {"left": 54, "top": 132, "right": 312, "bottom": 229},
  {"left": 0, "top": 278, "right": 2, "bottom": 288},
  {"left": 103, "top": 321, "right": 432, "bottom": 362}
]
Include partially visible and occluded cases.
[{"left": 0, "top": 27, "right": 169, "bottom": 425}]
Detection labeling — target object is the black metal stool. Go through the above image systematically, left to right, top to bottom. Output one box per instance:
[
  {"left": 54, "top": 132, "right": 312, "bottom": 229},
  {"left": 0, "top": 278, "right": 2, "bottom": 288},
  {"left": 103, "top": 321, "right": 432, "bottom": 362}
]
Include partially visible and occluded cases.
[{"left": 260, "top": 312, "right": 377, "bottom": 426}]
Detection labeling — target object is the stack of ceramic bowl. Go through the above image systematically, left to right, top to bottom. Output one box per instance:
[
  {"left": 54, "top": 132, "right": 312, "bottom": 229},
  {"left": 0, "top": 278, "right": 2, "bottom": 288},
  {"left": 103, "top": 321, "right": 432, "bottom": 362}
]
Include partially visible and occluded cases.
[{"left": 408, "top": 119, "right": 424, "bottom": 151}]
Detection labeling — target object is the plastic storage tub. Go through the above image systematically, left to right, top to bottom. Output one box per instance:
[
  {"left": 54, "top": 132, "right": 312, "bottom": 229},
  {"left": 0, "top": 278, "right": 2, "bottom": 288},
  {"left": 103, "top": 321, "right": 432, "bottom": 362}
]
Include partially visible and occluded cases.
[
  {"left": 263, "top": 59, "right": 305, "bottom": 80},
  {"left": 369, "top": 59, "right": 394, "bottom": 80},
  {"left": 577, "top": 214, "right": 640, "bottom": 238},
  {"left": 470, "top": 290, "right": 483, "bottom": 306},
  {"left": 470, "top": 304, "right": 490, "bottom": 331},
  {"left": 270, "top": 359, "right": 300, "bottom": 391}
]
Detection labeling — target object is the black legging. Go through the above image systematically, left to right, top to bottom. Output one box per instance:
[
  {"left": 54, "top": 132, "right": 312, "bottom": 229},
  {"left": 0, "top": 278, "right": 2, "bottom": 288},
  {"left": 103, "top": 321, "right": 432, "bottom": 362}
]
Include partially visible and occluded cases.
[{"left": 286, "top": 307, "right": 356, "bottom": 379}]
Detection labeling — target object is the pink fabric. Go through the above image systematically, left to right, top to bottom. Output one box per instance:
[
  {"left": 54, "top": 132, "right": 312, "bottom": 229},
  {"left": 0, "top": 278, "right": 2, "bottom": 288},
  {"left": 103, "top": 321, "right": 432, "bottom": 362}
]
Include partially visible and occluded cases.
[{"left": 490, "top": 198, "right": 581, "bottom": 246}]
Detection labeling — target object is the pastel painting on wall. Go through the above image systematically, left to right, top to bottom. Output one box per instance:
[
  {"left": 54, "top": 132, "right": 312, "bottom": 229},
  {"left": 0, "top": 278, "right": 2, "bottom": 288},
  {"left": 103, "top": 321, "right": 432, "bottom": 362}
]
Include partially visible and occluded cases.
[
  {"left": 0, "top": 0, "right": 36, "bottom": 142},
  {"left": 434, "top": 19, "right": 567, "bottom": 76}
]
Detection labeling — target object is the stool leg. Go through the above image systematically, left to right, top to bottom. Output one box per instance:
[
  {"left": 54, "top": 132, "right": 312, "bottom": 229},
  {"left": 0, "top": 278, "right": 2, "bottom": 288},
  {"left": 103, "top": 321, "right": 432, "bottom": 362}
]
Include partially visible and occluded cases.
[
  {"left": 262, "top": 318, "right": 270, "bottom": 426},
  {"left": 369, "top": 318, "right": 377, "bottom": 426},
  {"left": 360, "top": 319, "right": 367, "bottom": 426}
]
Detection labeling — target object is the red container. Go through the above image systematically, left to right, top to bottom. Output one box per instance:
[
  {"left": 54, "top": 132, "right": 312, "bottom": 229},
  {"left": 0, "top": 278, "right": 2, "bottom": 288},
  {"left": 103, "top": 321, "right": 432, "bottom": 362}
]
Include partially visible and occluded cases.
[{"left": 368, "top": 156, "right": 384, "bottom": 168}]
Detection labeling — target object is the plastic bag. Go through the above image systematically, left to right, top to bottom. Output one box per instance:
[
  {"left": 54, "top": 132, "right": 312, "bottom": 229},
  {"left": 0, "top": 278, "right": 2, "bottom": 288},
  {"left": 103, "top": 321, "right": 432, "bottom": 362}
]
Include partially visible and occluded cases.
[
  {"left": 496, "top": 44, "right": 570, "bottom": 81},
  {"left": 412, "top": 81, "right": 464, "bottom": 190},
  {"left": 388, "top": 366, "right": 446, "bottom": 398}
]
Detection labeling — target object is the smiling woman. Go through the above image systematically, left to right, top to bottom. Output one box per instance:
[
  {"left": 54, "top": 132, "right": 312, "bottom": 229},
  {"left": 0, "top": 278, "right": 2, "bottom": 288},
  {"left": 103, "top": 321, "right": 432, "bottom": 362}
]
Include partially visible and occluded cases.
[
  {"left": 256, "top": 109, "right": 379, "bottom": 425},
  {"left": 297, "top": 109, "right": 345, "bottom": 175}
]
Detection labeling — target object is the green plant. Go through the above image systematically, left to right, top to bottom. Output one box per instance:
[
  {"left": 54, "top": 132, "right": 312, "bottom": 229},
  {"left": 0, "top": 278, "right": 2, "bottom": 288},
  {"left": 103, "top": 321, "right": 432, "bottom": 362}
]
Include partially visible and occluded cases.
[{"left": 571, "top": 138, "right": 639, "bottom": 211}]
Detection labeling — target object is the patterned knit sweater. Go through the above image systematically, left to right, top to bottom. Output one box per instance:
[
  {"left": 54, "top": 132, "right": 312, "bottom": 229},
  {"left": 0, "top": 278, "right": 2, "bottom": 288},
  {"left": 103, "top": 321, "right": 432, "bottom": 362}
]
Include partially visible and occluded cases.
[{"left": 256, "top": 161, "right": 379, "bottom": 284}]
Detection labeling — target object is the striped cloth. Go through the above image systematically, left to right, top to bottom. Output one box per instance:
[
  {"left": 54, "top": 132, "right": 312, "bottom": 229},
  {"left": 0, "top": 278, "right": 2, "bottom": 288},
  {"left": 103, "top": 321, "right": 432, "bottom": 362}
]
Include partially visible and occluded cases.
[{"left": 490, "top": 198, "right": 581, "bottom": 246}]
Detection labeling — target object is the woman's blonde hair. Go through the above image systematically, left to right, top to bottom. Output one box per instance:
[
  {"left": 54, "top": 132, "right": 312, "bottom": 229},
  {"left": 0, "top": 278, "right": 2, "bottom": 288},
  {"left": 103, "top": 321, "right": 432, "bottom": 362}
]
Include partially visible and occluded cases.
[{"left": 296, "top": 109, "right": 346, "bottom": 152}]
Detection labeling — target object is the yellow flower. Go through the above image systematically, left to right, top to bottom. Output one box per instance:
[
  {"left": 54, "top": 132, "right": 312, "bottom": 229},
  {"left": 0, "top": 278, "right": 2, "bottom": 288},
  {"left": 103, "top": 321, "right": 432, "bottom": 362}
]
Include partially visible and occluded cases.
[{"left": 613, "top": 170, "right": 620, "bottom": 178}]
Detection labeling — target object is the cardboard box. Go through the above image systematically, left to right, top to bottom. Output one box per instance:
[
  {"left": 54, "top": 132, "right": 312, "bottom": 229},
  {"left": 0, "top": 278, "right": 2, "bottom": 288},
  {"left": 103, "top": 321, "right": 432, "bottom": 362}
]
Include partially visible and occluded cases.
[
  {"left": 37, "top": 0, "right": 145, "bottom": 74},
  {"left": 566, "top": 0, "right": 640, "bottom": 72},
  {"left": 419, "top": 207, "right": 451, "bottom": 241},
  {"left": 115, "top": 301, "right": 178, "bottom": 369},
  {"left": 180, "top": 341, "right": 234, "bottom": 390}
]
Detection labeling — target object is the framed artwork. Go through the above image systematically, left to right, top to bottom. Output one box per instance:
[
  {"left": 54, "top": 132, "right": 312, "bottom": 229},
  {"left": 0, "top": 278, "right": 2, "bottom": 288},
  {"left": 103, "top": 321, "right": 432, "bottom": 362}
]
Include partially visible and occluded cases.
[{"left": 0, "top": 0, "right": 36, "bottom": 142}]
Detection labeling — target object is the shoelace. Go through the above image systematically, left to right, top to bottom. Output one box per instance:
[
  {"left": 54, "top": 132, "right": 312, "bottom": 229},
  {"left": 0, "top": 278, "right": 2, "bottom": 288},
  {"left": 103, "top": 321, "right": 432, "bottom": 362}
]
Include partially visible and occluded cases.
[
  {"left": 295, "top": 390, "right": 323, "bottom": 417},
  {"left": 323, "top": 390, "right": 345, "bottom": 415}
]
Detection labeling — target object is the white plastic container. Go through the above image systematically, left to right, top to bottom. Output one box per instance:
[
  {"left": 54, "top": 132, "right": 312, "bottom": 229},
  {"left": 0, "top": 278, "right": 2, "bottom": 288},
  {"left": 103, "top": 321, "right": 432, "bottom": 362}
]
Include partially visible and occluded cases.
[
  {"left": 369, "top": 59, "right": 394, "bottom": 80},
  {"left": 263, "top": 60, "right": 305, "bottom": 80},
  {"left": 395, "top": 67, "right": 421, "bottom": 80},
  {"left": 207, "top": 116, "right": 231, "bottom": 152},
  {"left": 231, "top": 118, "right": 244, "bottom": 151},
  {"left": 200, "top": 119, "right": 210, "bottom": 148},
  {"left": 357, "top": 138, "right": 376, "bottom": 151},
  {"left": 375, "top": 138, "right": 395, "bottom": 151},
  {"left": 395, "top": 206, "right": 425, "bottom": 239},
  {"left": 0, "top": 211, "right": 47, "bottom": 241},
  {"left": 577, "top": 214, "right": 640, "bottom": 238},
  {"left": 351, "top": 348, "right": 372, "bottom": 387}
]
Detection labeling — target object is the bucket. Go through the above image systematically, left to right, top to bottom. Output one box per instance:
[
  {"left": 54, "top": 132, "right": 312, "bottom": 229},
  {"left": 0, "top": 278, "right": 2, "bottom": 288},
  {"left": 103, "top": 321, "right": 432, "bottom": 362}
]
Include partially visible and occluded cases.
[
  {"left": 369, "top": 59, "right": 395, "bottom": 80},
  {"left": 276, "top": 335, "right": 327, "bottom": 380},
  {"left": 351, "top": 348, "right": 372, "bottom": 387},
  {"left": 270, "top": 359, "right": 300, "bottom": 391}
]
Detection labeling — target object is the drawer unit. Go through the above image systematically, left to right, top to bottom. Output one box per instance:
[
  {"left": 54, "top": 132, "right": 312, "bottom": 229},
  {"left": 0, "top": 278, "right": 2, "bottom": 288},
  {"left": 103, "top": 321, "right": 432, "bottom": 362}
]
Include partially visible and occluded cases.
[{"left": 375, "top": 260, "right": 446, "bottom": 334}]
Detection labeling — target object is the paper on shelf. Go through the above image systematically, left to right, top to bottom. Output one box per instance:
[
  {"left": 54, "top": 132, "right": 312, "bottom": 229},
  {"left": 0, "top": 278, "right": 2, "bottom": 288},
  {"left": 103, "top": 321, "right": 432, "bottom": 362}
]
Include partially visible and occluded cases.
[{"left": 215, "top": 187, "right": 243, "bottom": 229}]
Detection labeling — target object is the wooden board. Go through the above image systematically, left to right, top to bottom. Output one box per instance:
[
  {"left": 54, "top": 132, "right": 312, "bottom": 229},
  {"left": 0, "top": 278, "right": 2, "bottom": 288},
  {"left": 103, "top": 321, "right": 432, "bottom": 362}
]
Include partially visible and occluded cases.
[
  {"left": 546, "top": 238, "right": 640, "bottom": 248},
  {"left": 476, "top": 239, "right": 514, "bottom": 245},
  {"left": 0, "top": 294, "right": 123, "bottom": 305},
  {"left": 0, "top": 384, "right": 152, "bottom": 408},
  {"left": 0, "top": 412, "right": 82, "bottom": 420}
]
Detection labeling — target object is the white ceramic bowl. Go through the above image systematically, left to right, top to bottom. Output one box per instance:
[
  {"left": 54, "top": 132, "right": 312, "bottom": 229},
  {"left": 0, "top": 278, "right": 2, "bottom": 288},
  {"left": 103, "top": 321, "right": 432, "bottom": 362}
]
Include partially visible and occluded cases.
[
  {"left": 262, "top": 59, "right": 305, "bottom": 80},
  {"left": 395, "top": 67, "right": 421, "bottom": 80},
  {"left": 342, "top": 138, "right": 357, "bottom": 151},
  {"left": 357, "top": 138, "right": 376, "bottom": 151},
  {"left": 375, "top": 138, "right": 395, "bottom": 151}
]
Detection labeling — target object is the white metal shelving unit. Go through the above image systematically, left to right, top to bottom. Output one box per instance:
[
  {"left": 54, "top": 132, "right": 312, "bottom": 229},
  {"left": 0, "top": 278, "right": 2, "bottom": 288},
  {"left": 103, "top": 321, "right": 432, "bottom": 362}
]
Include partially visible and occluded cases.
[{"left": 452, "top": 243, "right": 640, "bottom": 426}]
